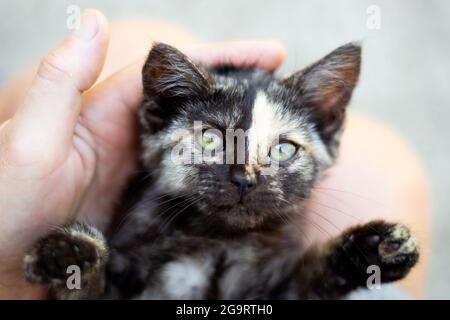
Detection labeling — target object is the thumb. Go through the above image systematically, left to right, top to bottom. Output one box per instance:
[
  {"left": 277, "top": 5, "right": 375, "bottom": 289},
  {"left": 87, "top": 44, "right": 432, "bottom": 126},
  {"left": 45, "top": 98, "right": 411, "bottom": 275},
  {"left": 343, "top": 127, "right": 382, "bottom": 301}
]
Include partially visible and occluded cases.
[{"left": 8, "top": 9, "right": 109, "bottom": 158}]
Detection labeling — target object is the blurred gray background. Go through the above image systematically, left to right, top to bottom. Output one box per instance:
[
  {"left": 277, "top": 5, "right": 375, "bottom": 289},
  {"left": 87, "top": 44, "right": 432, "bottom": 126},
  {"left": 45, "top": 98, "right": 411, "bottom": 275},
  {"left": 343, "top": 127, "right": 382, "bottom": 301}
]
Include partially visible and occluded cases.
[{"left": 0, "top": 0, "right": 449, "bottom": 298}]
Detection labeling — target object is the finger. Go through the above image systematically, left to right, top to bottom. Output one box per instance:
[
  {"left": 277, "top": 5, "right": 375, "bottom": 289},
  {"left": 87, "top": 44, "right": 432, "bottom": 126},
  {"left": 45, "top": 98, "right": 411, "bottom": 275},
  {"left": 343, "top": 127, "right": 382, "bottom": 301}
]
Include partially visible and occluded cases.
[
  {"left": 8, "top": 9, "right": 109, "bottom": 156},
  {"left": 83, "top": 40, "right": 286, "bottom": 121},
  {"left": 183, "top": 40, "right": 286, "bottom": 71}
]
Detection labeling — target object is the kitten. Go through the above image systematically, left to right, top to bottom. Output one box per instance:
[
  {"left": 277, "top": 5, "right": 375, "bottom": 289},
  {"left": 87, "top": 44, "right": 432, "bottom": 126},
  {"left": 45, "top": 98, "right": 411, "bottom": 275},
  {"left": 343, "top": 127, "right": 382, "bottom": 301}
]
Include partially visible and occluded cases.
[{"left": 24, "top": 43, "right": 419, "bottom": 299}]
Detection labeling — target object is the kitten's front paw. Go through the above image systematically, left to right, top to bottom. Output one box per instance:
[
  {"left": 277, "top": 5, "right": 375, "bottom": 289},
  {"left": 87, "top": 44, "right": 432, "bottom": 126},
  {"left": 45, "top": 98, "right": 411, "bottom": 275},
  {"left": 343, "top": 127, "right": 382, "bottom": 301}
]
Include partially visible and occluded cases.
[
  {"left": 341, "top": 221, "right": 419, "bottom": 282},
  {"left": 24, "top": 223, "right": 107, "bottom": 285}
]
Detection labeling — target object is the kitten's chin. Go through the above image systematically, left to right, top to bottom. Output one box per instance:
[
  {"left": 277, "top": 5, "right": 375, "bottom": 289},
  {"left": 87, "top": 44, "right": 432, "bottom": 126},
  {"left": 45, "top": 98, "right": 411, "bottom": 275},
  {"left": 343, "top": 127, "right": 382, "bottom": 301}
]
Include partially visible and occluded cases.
[
  {"left": 201, "top": 203, "right": 289, "bottom": 232},
  {"left": 223, "top": 205, "right": 267, "bottom": 230}
]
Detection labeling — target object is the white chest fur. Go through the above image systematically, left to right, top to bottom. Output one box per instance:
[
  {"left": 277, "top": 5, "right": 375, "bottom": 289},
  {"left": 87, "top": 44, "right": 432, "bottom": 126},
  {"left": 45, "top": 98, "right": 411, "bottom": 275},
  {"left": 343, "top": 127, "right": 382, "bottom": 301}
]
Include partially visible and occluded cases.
[{"left": 136, "top": 256, "right": 214, "bottom": 299}]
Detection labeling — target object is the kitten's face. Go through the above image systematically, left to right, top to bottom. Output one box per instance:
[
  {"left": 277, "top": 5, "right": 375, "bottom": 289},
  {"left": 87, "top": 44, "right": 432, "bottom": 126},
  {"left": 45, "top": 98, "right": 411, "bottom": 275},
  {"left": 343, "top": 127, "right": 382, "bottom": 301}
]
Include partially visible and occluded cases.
[{"left": 140, "top": 43, "right": 361, "bottom": 231}]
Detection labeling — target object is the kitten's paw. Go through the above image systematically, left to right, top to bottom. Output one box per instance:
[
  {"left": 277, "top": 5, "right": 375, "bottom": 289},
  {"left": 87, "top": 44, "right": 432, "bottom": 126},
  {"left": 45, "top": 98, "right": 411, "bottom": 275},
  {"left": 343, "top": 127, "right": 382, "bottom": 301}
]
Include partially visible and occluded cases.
[
  {"left": 343, "top": 221, "right": 419, "bottom": 282},
  {"left": 24, "top": 223, "right": 107, "bottom": 285}
]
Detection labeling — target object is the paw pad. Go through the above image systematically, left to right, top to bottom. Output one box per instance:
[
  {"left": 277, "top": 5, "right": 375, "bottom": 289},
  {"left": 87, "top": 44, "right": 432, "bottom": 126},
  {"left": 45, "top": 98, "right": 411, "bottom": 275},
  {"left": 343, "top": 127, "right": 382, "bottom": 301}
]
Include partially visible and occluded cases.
[
  {"left": 24, "top": 224, "right": 107, "bottom": 285},
  {"left": 378, "top": 225, "right": 419, "bottom": 264}
]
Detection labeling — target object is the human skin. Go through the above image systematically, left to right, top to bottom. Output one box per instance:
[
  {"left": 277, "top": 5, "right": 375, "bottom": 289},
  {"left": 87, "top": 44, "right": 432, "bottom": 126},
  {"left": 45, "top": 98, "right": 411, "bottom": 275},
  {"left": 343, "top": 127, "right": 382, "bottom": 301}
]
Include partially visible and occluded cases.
[{"left": 0, "top": 11, "right": 429, "bottom": 299}]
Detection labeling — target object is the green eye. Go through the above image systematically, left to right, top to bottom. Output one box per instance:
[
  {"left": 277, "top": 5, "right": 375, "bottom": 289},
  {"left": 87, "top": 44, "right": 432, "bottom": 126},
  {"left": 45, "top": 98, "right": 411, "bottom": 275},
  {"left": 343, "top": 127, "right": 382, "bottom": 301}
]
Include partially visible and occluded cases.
[
  {"left": 200, "top": 131, "right": 222, "bottom": 151},
  {"left": 270, "top": 142, "right": 297, "bottom": 161}
]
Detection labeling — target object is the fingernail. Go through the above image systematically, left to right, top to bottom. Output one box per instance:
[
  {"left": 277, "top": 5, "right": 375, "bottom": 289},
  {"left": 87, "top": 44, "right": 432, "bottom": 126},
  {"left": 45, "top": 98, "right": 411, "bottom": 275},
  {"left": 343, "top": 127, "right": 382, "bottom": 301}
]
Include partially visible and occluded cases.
[{"left": 73, "top": 10, "right": 98, "bottom": 41}]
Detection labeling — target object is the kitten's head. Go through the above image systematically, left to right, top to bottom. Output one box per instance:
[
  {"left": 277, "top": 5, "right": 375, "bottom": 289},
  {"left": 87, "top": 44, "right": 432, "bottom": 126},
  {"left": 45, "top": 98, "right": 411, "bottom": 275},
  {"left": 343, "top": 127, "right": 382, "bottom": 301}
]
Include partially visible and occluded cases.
[{"left": 140, "top": 43, "right": 361, "bottom": 232}]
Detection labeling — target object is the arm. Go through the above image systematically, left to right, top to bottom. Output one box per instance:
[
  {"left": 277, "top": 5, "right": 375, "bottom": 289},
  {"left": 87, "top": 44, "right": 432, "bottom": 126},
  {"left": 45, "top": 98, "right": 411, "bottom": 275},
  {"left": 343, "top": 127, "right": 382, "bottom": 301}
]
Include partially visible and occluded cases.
[{"left": 294, "top": 221, "right": 419, "bottom": 299}]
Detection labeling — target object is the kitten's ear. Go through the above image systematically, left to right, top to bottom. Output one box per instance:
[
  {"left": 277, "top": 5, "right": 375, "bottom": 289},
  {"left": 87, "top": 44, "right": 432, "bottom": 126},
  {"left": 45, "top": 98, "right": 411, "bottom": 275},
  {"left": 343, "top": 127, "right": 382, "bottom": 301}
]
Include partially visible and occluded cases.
[
  {"left": 142, "top": 43, "right": 214, "bottom": 100},
  {"left": 283, "top": 43, "right": 361, "bottom": 139}
]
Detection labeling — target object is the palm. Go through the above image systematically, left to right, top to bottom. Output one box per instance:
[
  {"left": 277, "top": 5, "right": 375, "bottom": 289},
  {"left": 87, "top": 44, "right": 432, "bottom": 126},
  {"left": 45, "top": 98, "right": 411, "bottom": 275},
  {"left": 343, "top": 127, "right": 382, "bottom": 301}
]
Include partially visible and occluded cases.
[
  {"left": 0, "top": 64, "right": 141, "bottom": 275},
  {"left": 76, "top": 88, "right": 141, "bottom": 229}
]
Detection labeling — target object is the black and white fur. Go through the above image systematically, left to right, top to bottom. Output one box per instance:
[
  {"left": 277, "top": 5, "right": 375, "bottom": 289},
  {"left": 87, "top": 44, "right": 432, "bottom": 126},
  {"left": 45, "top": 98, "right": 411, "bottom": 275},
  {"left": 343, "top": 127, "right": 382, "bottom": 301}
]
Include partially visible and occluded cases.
[{"left": 24, "top": 43, "right": 419, "bottom": 299}]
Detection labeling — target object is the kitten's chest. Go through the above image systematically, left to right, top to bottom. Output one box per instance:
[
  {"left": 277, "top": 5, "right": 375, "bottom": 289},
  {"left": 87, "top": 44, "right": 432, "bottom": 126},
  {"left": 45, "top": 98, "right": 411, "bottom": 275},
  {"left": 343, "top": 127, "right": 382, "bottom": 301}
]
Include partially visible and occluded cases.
[
  {"left": 108, "top": 221, "right": 300, "bottom": 299},
  {"left": 108, "top": 231, "right": 301, "bottom": 300},
  {"left": 133, "top": 238, "right": 257, "bottom": 299},
  {"left": 135, "top": 251, "right": 218, "bottom": 299}
]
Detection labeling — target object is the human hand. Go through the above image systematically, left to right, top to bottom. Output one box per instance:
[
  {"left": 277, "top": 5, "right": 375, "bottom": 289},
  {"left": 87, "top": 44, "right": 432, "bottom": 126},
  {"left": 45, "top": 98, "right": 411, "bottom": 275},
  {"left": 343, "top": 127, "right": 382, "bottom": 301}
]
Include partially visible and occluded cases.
[{"left": 0, "top": 9, "right": 285, "bottom": 298}]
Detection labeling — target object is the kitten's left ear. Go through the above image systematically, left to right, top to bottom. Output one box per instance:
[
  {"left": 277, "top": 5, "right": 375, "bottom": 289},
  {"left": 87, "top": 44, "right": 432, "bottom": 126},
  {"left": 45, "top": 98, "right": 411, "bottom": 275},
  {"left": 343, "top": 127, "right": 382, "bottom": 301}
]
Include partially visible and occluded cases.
[
  {"left": 142, "top": 43, "right": 214, "bottom": 101},
  {"left": 283, "top": 43, "right": 361, "bottom": 139}
]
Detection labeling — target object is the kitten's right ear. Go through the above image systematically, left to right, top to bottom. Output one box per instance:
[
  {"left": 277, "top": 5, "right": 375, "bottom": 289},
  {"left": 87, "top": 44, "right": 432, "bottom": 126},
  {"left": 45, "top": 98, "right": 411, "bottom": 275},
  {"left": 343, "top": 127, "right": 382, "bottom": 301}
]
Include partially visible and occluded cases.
[{"left": 142, "top": 43, "right": 214, "bottom": 101}]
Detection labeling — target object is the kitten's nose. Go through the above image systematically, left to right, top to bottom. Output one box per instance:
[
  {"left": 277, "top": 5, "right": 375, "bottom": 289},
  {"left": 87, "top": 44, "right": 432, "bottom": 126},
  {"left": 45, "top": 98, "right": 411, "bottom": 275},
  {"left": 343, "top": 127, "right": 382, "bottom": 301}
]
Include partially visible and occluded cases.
[{"left": 230, "top": 170, "right": 255, "bottom": 200}]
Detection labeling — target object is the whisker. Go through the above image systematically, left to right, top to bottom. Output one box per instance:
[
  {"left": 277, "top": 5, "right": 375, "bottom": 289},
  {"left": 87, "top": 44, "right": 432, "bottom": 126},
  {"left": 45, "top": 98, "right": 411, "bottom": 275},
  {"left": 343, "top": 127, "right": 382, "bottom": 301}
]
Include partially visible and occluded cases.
[
  {"left": 313, "top": 186, "right": 386, "bottom": 208},
  {"left": 112, "top": 191, "right": 196, "bottom": 237},
  {"left": 301, "top": 196, "right": 363, "bottom": 222},
  {"left": 303, "top": 196, "right": 388, "bottom": 239},
  {"left": 158, "top": 197, "right": 204, "bottom": 235},
  {"left": 279, "top": 197, "right": 371, "bottom": 273},
  {"left": 269, "top": 201, "right": 311, "bottom": 246},
  {"left": 307, "top": 207, "right": 343, "bottom": 233},
  {"left": 308, "top": 207, "right": 371, "bottom": 263},
  {"left": 294, "top": 211, "right": 365, "bottom": 278}
]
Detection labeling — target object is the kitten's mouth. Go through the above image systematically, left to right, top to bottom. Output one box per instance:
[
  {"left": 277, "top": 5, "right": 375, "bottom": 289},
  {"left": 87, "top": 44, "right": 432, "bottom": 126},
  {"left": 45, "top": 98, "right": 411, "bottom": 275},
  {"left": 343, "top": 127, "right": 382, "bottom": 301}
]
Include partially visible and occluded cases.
[
  {"left": 198, "top": 190, "right": 295, "bottom": 230},
  {"left": 207, "top": 195, "right": 290, "bottom": 215},
  {"left": 206, "top": 201, "right": 284, "bottom": 231},
  {"left": 214, "top": 201, "right": 256, "bottom": 213},
  {"left": 213, "top": 203, "right": 247, "bottom": 213},
  {"left": 228, "top": 203, "right": 251, "bottom": 214}
]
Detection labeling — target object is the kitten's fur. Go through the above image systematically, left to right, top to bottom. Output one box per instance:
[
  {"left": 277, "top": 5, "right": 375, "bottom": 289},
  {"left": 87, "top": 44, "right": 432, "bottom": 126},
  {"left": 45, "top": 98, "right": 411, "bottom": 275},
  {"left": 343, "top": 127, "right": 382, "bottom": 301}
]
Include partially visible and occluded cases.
[{"left": 24, "top": 43, "right": 419, "bottom": 299}]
